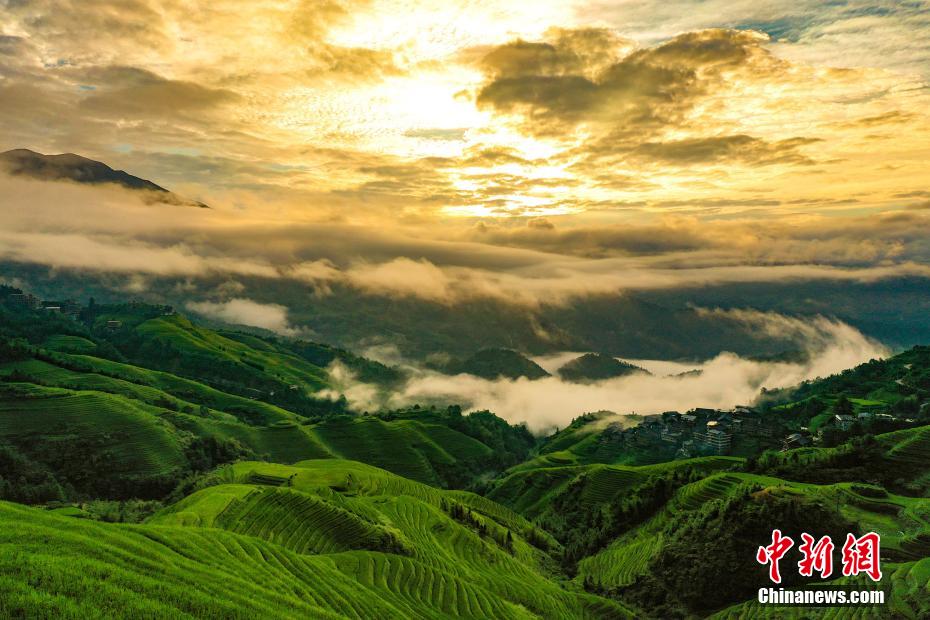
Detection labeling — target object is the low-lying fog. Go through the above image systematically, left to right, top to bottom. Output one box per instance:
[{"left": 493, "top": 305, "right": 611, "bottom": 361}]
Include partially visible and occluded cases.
[{"left": 326, "top": 312, "right": 889, "bottom": 434}]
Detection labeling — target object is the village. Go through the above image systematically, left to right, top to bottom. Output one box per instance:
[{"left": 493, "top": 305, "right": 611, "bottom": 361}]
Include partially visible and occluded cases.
[
  {"left": 4, "top": 292, "right": 82, "bottom": 317},
  {"left": 599, "top": 402, "right": 918, "bottom": 461}
]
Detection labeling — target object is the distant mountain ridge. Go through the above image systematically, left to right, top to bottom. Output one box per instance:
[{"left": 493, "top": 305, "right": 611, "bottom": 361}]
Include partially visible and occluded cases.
[
  {"left": 0, "top": 148, "right": 207, "bottom": 207},
  {"left": 449, "top": 348, "right": 551, "bottom": 380},
  {"left": 557, "top": 352, "right": 650, "bottom": 383}
]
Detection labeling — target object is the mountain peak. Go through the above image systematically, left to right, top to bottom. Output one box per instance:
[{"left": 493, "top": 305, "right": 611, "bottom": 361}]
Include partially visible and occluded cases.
[
  {"left": 0, "top": 148, "right": 208, "bottom": 207},
  {"left": 450, "top": 348, "right": 551, "bottom": 380},
  {"left": 557, "top": 352, "right": 650, "bottom": 383}
]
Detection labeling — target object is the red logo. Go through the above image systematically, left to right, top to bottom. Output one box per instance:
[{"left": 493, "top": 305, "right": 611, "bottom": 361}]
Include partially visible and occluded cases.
[
  {"left": 756, "top": 529, "right": 794, "bottom": 584},
  {"left": 758, "top": 530, "right": 881, "bottom": 583},
  {"left": 841, "top": 532, "right": 882, "bottom": 582},
  {"left": 798, "top": 533, "right": 834, "bottom": 578}
]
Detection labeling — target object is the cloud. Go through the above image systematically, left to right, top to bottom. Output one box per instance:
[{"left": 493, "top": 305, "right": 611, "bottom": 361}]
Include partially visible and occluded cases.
[
  {"left": 4, "top": 0, "right": 171, "bottom": 64},
  {"left": 475, "top": 29, "right": 777, "bottom": 137},
  {"left": 77, "top": 66, "right": 240, "bottom": 117},
  {"left": 627, "top": 135, "right": 820, "bottom": 166},
  {"left": 3, "top": 171, "right": 930, "bottom": 310},
  {"left": 341, "top": 258, "right": 454, "bottom": 301},
  {"left": 186, "top": 298, "right": 302, "bottom": 336},
  {"left": 335, "top": 312, "right": 888, "bottom": 432}
]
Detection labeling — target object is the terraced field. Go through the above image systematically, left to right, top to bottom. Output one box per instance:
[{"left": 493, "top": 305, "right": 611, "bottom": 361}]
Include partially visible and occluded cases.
[
  {"left": 6, "top": 304, "right": 930, "bottom": 618},
  {"left": 133, "top": 314, "right": 331, "bottom": 392},
  {"left": 42, "top": 334, "right": 98, "bottom": 354},
  {"left": 1, "top": 349, "right": 523, "bottom": 486},
  {"left": 3, "top": 353, "right": 299, "bottom": 426},
  {"left": 0, "top": 358, "right": 333, "bottom": 466},
  {"left": 2, "top": 358, "right": 197, "bottom": 413},
  {"left": 0, "top": 383, "right": 186, "bottom": 479},
  {"left": 161, "top": 413, "right": 335, "bottom": 463},
  {"left": 310, "top": 416, "right": 494, "bottom": 485},
  {"left": 881, "top": 425, "right": 930, "bottom": 473},
  {"left": 489, "top": 457, "right": 742, "bottom": 519},
  {"left": 0, "top": 458, "right": 635, "bottom": 619},
  {"left": 218, "top": 460, "right": 558, "bottom": 562},
  {"left": 229, "top": 460, "right": 445, "bottom": 504},
  {"left": 487, "top": 465, "right": 590, "bottom": 517},
  {"left": 578, "top": 472, "right": 930, "bottom": 590},
  {"left": 157, "top": 484, "right": 403, "bottom": 555},
  {"left": 0, "top": 501, "right": 529, "bottom": 619}
]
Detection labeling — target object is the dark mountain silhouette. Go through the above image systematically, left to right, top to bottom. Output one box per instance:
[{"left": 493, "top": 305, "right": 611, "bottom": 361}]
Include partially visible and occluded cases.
[
  {"left": 0, "top": 149, "right": 207, "bottom": 207},
  {"left": 449, "top": 348, "right": 551, "bottom": 380},
  {"left": 557, "top": 352, "right": 650, "bottom": 383}
]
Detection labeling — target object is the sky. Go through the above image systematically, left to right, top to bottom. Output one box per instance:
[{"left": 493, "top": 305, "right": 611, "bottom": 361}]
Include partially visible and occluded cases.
[{"left": 1, "top": 0, "right": 930, "bottom": 311}]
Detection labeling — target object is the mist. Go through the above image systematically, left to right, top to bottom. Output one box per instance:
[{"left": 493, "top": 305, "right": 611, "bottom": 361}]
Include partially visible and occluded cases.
[
  {"left": 4, "top": 172, "right": 930, "bottom": 313},
  {"left": 331, "top": 313, "right": 889, "bottom": 433}
]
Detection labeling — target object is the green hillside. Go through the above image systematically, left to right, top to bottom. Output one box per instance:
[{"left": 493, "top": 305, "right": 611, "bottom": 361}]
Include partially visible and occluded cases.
[
  {"left": 0, "top": 304, "right": 536, "bottom": 501},
  {"left": 0, "top": 369, "right": 533, "bottom": 500},
  {"left": 0, "top": 382, "right": 188, "bottom": 498},
  {"left": 0, "top": 460, "right": 633, "bottom": 619}
]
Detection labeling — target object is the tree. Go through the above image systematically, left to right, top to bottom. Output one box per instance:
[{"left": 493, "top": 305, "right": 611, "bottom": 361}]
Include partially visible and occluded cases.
[{"left": 833, "top": 394, "right": 853, "bottom": 417}]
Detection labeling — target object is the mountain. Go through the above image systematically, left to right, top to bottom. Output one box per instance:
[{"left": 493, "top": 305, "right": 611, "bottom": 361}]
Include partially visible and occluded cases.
[
  {"left": 0, "top": 148, "right": 208, "bottom": 207},
  {"left": 9, "top": 265, "right": 930, "bottom": 362},
  {"left": 0, "top": 297, "right": 535, "bottom": 497},
  {"left": 449, "top": 348, "right": 551, "bottom": 380},
  {"left": 557, "top": 353, "right": 649, "bottom": 383}
]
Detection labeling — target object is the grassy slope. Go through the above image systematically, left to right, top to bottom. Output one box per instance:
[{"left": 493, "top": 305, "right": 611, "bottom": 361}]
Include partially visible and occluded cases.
[
  {"left": 6, "top": 306, "right": 930, "bottom": 618},
  {"left": 131, "top": 314, "right": 331, "bottom": 392},
  {"left": 0, "top": 345, "right": 523, "bottom": 488},
  {"left": 767, "top": 345, "right": 930, "bottom": 426},
  {"left": 0, "top": 373, "right": 525, "bottom": 491},
  {"left": 0, "top": 382, "right": 186, "bottom": 480},
  {"left": 484, "top": 410, "right": 739, "bottom": 520},
  {"left": 755, "top": 424, "right": 930, "bottom": 495},
  {"left": 489, "top": 442, "right": 740, "bottom": 519},
  {"left": 0, "top": 459, "right": 632, "bottom": 619}
]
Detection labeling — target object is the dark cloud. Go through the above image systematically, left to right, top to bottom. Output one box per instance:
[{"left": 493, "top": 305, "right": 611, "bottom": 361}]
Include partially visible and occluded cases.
[
  {"left": 285, "top": 0, "right": 401, "bottom": 80},
  {"left": 478, "top": 27, "right": 627, "bottom": 80},
  {"left": 476, "top": 29, "right": 777, "bottom": 137},
  {"left": 0, "top": 35, "right": 28, "bottom": 56},
  {"left": 306, "top": 45, "right": 400, "bottom": 80},
  {"left": 78, "top": 66, "right": 239, "bottom": 117},
  {"left": 628, "top": 135, "right": 820, "bottom": 166},
  {"left": 460, "top": 146, "right": 542, "bottom": 167},
  {"left": 355, "top": 159, "right": 455, "bottom": 199},
  {"left": 3, "top": 173, "right": 930, "bottom": 311},
  {"left": 526, "top": 218, "right": 555, "bottom": 230},
  {"left": 473, "top": 219, "right": 712, "bottom": 257}
]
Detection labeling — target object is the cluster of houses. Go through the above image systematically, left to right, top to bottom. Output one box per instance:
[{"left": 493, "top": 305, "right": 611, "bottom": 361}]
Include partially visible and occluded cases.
[
  {"left": 3, "top": 289, "right": 175, "bottom": 326},
  {"left": 5, "top": 293, "right": 81, "bottom": 317},
  {"left": 600, "top": 400, "right": 923, "bottom": 459},
  {"left": 600, "top": 406, "right": 805, "bottom": 458}
]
